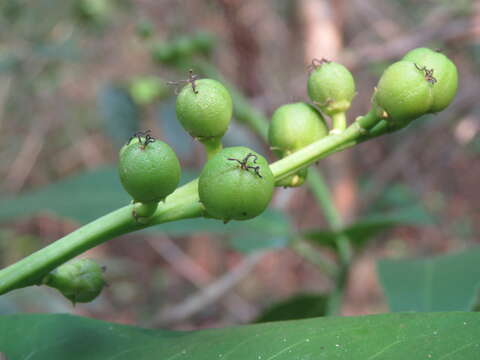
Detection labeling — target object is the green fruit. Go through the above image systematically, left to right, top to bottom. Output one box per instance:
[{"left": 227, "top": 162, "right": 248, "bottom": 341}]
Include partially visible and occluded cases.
[
  {"left": 193, "top": 31, "right": 215, "bottom": 54},
  {"left": 174, "top": 36, "right": 196, "bottom": 58},
  {"left": 151, "top": 43, "right": 177, "bottom": 64},
  {"left": 402, "top": 48, "right": 458, "bottom": 113},
  {"left": 307, "top": 60, "right": 356, "bottom": 116},
  {"left": 374, "top": 60, "right": 434, "bottom": 126},
  {"left": 129, "top": 76, "right": 167, "bottom": 105},
  {"left": 176, "top": 78, "right": 233, "bottom": 139},
  {"left": 268, "top": 102, "right": 328, "bottom": 157},
  {"left": 118, "top": 133, "right": 181, "bottom": 203},
  {"left": 199, "top": 147, "right": 274, "bottom": 221},
  {"left": 44, "top": 259, "right": 105, "bottom": 304}
]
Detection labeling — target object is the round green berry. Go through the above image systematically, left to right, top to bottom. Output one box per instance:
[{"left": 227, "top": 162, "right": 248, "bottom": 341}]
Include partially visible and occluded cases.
[
  {"left": 402, "top": 48, "right": 458, "bottom": 113},
  {"left": 307, "top": 59, "right": 356, "bottom": 116},
  {"left": 374, "top": 60, "right": 434, "bottom": 126},
  {"left": 176, "top": 78, "right": 233, "bottom": 139},
  {"left": 269, "top": 102, "right": 328, "bottom": 157},
  {"left": 118, "top": 134, "right": 181, "bottom": 203},
  {"left": 198, "top": 147, "right": 274, "bottom": 221},
  {"left": 44, "top": 259, "right": 105, "bottom": 304}
]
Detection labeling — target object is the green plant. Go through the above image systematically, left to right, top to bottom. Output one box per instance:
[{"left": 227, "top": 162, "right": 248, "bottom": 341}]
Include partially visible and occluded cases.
[
  {"left": 0, "top": 46, "right": 468, "bottom": 360},
  {"left": 199, "top": 147, "right": 275, "bottom": 221}
]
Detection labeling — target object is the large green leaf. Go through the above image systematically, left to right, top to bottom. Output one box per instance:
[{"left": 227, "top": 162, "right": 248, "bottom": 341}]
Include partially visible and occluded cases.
[
  {"left": 0, "top": 167, "right": 290, "bottom": 252},
  {"left": 0, "top": 167, "right": 131, "bottom": 224},
  {"left": 304, "top": 206, "right": 433, "bottom": 249},
  {"left": 378, "top": 247, "right": 480, "bottom": 312},
  {"left": 255, "top": 293, "right": 327, "bottom": 323},
  {"left": 1, "top": 312, "right": 480, "bottom": 359}
]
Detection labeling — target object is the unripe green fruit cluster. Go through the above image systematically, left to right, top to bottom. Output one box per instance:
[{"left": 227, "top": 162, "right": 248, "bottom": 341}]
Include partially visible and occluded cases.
[
  {"left": 374, "top": 48, "right": 458, "bottom": 127},
  {"left": 307, "top": 60, "right": 356, "bottom": 116},
  {"left": 176, "top": 78, "right": 233, "bottom": 139},
  {"left": 268, "top": 102, "right": 328, "bottom": 187},
  {"left": 118, "top": 136, "right": 181, "bottom": 203},
  {"left": 199, "top": 147, "right": 274, "bottom": 221},
  {"left": 44, "top": 258, "right": 105, "bottom": 304}
]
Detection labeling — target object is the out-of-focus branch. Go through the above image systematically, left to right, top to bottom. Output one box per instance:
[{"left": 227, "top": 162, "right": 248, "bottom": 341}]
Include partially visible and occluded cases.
[
  {"left": 147, "top": 236, "right": 256, "bottom": 323},
  {"left": 152, "top": 251, "right": 266, "bottom": 326}
]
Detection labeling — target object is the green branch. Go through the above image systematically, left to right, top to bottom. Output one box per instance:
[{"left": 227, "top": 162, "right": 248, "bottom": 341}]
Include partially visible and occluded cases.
[{"left": 0, "top": 111, "right": 381, "bottom": 296}]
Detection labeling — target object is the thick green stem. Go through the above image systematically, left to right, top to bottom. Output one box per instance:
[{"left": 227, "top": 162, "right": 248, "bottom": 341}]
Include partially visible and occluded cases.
[
  {"left": 330, "top": 112, "right": 347, "bottom": 134},
  {"left": 199, "top": 137, "right": 223, "bottom": 159},
  {"left": 306, "top": 169, "right": 352, "bottom": 315},
  {"left": 0, "top": 180, "right": 203, "bottom": 295}
]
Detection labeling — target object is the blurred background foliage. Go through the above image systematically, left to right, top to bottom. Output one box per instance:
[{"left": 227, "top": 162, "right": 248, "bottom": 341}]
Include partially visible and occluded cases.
[{"left": 0, "top": 0, "right": 479, "bottom": 329}]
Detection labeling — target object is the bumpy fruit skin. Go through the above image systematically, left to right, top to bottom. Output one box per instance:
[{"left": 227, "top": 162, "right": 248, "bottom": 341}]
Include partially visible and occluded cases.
[
  {"left": 402, "top": 48, "right": 458, "bottom": 113},
  {"left": 374, "top": 60, "right": 434, "bottom": 126},
  {"left": 307, "top": 61, "right": 356, "bottom": 115},
  {"left": 176, "top": 79, "right": 233, "bottom": 139},
  {"left": 268, "top": 102, "right": 328, "bottom": 157},
  {"left": 118, "top": 137, "right": 181, "bottom": 203},
  {"left": 199, "top": 147, "right": 274, "bottom": 221},
  {"left": 44, "top": 259, "right": 105, "bottom": 304}
]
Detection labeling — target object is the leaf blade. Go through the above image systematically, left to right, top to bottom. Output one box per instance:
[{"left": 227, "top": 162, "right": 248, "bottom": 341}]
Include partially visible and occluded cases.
[{"left": 1, "top": 312, "right": 480, "bottom": 359}]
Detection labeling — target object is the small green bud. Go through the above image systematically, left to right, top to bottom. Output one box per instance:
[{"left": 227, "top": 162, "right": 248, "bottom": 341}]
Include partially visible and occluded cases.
[
  {"left": 402, "top": 48, "right": 458, "bottom": 113},
  {"left": 307, "top": 59, "right": 356, "bottom": 116},
  {"left": 374, "top": 60, "right": 434, "bottom": 127},
  {"left": 175, "top": 77, "right": 233, "bottom": 140},
  {"left": 44, "top": 259, "right": 105, "bottom": 304}
]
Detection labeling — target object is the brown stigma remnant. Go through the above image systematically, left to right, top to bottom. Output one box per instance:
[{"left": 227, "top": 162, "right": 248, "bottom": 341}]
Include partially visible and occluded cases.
[
  {"left": 167, "top": 69, "right": 200, "bottom": 94},
  {"left": 228, "top": 153, "right": 263, "bottom": 178}
]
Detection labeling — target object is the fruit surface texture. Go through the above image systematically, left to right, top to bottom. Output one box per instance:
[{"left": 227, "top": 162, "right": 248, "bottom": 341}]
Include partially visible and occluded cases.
[{"left": 199, "top": 146, "right": 274, "bottom": 221}]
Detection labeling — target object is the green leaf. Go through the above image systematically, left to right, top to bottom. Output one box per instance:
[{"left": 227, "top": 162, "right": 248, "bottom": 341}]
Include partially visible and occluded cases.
[
  {"left": 97, "top": 85, "right": 139, "bottom": 148},
  {"left": 156, "top": 99, "right": 195, "bottom": 159},
  {"left": 0, "top": 167, "right": 130, "bottom": 224},
  {"left": 304, "top": 206, "right": 433, "bottom": 249},
  {"left": 150, "top": 209, "right": 291, "bottom": 253},
  {"left": 378, "top": 246, "right": 480, "bottom": 312},
  {"left": 255, "top": 293, "right": 327, "bottom": 323},
  {"left": 1, "top": 312, "right": 480, "bottom": 359}
]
